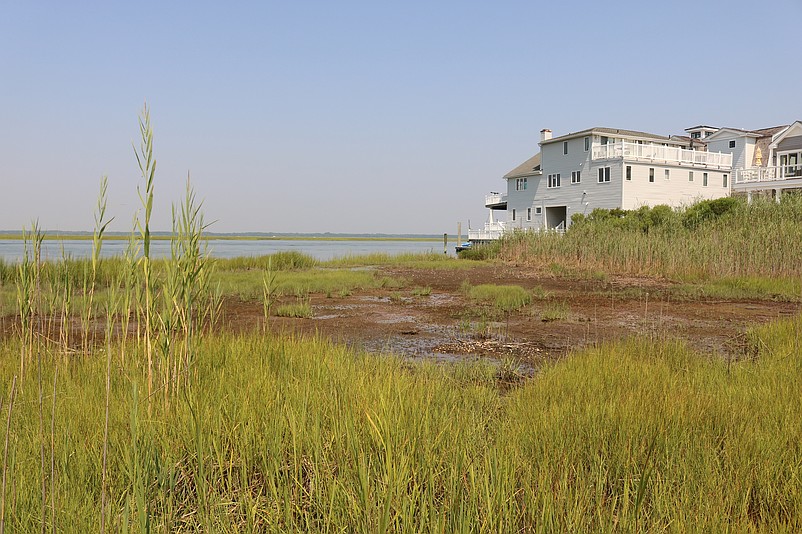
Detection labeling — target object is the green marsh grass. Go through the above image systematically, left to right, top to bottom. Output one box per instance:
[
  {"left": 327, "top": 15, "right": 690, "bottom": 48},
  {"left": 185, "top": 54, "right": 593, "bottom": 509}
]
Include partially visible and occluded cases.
[
  {"left": 499, "top": 196, "right": 802, "bottom": 299},
  {"left": 216, "top": 251, "right": 317, "bottom": 271},
  {"left": 323, "top": 251, "right": 474, "bottom": 269},
  {"left": 213, "top": 268, "right": 405, "bottom": 301},
  {"left": 464, "top": 283, "right": 532, "bottom": 313},
  {"left": 273, "top": 299, "right": 313, "bottom": 318},
  {"left": 539, "top": 300, "right": 570, "bottom": 322},
  {"left": 0, "top": 320, "right": 801, "bottom": 530}
]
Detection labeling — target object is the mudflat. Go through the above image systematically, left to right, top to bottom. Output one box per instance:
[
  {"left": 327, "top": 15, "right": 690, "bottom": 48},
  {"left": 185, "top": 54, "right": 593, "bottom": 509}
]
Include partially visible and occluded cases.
[{"left": 221, "top": 263, "right": 798, "bottom": 368}]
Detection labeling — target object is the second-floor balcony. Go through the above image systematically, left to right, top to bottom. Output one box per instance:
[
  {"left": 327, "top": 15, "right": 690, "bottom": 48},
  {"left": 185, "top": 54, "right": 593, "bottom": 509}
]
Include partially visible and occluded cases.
[
  {"left": 592, "top": 141, "right": 733, "bottom": 169},
  {"left": 734, "top": 164, "right": 802, "bottom": 186},
  {"left": 484, "top": 192, "right": 508, "bottom": 209}
]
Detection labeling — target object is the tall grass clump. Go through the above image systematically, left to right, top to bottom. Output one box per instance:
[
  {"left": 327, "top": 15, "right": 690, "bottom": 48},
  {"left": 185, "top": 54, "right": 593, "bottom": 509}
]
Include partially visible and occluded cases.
[
  {"left": 499, "top": 195, "right": 802, "bottom": 283},
  {"left": 457, "top": 241, "right": 501, "bottom": 261},
  {"left": 216, "top": 251, "right": 317, "bottom": 272},
  {"left": 464, "top": 283, "right": 532, "bottom": 313}
]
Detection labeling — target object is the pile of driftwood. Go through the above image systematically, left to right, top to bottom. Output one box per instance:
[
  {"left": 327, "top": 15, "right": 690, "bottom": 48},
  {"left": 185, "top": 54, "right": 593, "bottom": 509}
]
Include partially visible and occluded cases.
[{"left": 435, "top": 338, "right": 546, "bottom": 359}]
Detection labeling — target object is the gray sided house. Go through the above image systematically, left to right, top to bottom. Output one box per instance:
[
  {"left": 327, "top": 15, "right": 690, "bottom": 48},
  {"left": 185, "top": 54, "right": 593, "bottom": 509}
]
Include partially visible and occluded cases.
[{"left": 472, "top": 127, "right": 733, "bottom": 238}]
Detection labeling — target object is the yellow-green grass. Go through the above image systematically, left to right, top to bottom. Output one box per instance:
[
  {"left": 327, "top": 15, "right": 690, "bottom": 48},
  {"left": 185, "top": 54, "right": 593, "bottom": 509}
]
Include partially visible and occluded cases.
[
  {"left": 500, "top": 196, "right": 802, "bottom": 298},
  {"left": 322, "top": 251, "right": 479, "bottom": 269},
  {"left": 213, "top": 268, "right": 405, "bottom": 300},
  {"left": 464, "top": 283, "right": 533, "bottom": 313},
  {"left": 274, "top": 300, "right": 313, "bottom": 318},
  {"left": 1, "top": 314, "right": 801, "bottom": 530}
]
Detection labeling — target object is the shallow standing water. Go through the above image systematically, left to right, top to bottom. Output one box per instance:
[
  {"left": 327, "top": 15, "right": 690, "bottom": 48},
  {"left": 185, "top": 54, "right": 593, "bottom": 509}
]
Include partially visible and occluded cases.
[{"left": 0, "top": 238, "right": 453, "bottom": 263}]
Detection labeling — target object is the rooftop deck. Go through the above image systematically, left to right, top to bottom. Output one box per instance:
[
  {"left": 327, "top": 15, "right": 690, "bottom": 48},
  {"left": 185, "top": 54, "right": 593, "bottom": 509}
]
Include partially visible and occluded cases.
[{"left": 592, "top": 141, "right": 732, "bottom": 169}]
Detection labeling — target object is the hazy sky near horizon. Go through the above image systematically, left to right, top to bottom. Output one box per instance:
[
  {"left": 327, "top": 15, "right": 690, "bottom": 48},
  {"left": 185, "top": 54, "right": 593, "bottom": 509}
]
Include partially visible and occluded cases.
[{"left": 2, "top": 1, "right": 801, "bottom": 234}]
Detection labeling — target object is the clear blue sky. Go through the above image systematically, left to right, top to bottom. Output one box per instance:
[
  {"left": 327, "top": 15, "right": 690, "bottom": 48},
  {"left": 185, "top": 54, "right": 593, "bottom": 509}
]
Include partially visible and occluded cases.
[{"left": 2, "top": 0, "right": 800, "bottom": 234}]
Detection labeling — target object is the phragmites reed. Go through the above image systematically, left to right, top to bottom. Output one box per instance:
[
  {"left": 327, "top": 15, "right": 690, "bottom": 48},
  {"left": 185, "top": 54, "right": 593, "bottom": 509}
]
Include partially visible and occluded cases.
[{"left": 134, "top": 103, "right": 156, "bottom": 409}]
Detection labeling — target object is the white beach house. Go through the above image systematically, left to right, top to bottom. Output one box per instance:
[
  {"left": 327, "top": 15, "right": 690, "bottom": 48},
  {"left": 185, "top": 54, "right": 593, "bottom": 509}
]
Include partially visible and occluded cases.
[{"left": 471, "top": 126, "right": 733, "bottom": 238}]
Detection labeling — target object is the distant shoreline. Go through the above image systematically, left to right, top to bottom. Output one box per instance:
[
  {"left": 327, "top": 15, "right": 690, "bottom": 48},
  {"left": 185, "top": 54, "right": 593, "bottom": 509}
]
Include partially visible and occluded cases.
[{"left": 0, "top": 233, "right": 455, "bottom": 242}]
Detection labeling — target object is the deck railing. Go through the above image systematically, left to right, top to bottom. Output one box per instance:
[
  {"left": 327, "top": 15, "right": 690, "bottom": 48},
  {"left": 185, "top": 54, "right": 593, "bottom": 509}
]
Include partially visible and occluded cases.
[
  {"left": 592, "top": 141, "right": 732, "bottom": 168},
  {"left": 735, "top": 164, "right": 802, "bottom": 184},
  {"left": 484, "top": 192, "right": 507, "bottom": 207},
  {"left": 468, "top": 221, "right": 507, "bottom": 241}
]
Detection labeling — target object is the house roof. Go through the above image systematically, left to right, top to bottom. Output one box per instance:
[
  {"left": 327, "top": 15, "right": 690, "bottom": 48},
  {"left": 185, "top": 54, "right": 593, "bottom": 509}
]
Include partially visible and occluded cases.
[
  {"left": 769, "top": 121, "right": 802, "bottom": 149},
  {"left": 684, "top": 125, "right": 719, "bottom": 131},
  {"left": 707, "top": 125, "right": 788, "bottom": 140},
  {"left": 750, "top": 125, "right": 789, "bottom": 137},
  {"left": 542, "top": 127, "right": 672, "bottom": 145},
  {"left": 669, "top": 135, "right": 708, "bottom": 148},
  {"left": 503, "top": 152, "right": 541, "bottom": 180}
]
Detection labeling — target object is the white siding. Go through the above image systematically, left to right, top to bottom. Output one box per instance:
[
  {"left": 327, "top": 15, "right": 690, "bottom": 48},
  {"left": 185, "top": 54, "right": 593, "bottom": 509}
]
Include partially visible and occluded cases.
[
  {"left": 499, "top": 131, "right": 735, "bottom": 232},
  {"left": 533, "top": 137, "right": 623, "bottom": 227},
  {"left": 621, "top": 163, "right": 730, "bottom": 208}
]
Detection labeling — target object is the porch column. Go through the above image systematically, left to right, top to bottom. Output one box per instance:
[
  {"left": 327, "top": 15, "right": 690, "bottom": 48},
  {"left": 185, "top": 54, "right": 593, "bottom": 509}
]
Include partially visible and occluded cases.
[
  {"left": 775, "top": 188, "right": 782, "bottom": 203},
  {"left": 746, "top": 191, "right": 752, "bottom": 204}
]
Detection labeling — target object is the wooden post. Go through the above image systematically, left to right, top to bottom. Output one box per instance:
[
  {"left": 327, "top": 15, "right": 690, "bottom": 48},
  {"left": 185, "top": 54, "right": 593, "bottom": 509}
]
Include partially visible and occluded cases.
[
  {"left": 457, "top": 222, "right": 462, "bottom": 248},
  {"left": 443, "top": 233, "right": 447, "bottom": 254}
]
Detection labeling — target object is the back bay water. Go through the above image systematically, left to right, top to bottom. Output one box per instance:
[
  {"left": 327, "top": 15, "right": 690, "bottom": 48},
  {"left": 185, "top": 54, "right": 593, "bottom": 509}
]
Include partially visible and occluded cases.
[{"left": 0, "top": 238, "right": 453, "bottom": 263}]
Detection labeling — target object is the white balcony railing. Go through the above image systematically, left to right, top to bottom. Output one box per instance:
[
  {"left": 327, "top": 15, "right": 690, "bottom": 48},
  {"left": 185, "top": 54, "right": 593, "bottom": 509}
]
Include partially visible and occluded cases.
[
  {"left": 592, "top": 141, "right": 733, "bottom": 168},
  {"left": 735, "top": 164, "right": 802, "bottom": 184},
  {"left": 484, "top": 192, "right": 507, "bottom": 207},
  {"left": 468, "top": 221, "right": 507, "bottom": 241}
]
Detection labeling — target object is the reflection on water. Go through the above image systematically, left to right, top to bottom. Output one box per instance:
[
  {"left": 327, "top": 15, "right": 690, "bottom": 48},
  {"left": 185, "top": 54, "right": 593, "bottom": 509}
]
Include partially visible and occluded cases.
[{"left": 0, "top": 239, "right": 451, "bottom": 263}]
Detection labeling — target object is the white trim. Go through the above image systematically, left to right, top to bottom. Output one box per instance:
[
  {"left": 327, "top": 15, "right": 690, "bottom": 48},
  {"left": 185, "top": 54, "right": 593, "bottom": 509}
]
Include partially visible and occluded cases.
[{"left": 769, "top": 121, "right": 802, "bottom": 150}]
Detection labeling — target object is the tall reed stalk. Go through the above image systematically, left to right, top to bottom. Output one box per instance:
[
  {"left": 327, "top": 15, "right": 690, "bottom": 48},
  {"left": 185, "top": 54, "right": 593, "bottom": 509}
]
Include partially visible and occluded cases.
[
  {"left": 134, "top": 104, "right": 156, "bottom": 408},
  {"left": 82, "top": 176, "right": 113, "bottom": 355},
  {"left": 171, "top": 177, "right": 211, "bottom": 391},
  {"left": 16, "top": 222, "right": 44, "bottom": 376}
]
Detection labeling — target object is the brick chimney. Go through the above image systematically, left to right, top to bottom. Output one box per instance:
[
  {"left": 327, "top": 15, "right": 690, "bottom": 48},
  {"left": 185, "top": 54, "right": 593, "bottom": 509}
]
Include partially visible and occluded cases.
[{"left": 540, "top": 129, "right": 552, "bottom": 142}]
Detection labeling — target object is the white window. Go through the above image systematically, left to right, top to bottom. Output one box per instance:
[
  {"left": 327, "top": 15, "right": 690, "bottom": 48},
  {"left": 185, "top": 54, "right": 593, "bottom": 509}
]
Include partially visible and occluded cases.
[
  {"left": 691, "top": 132, "right": 701, "bottom": 139},
  {"left": 584, "top": 137, "right": 589, "bottom": 151},
  {"left": 729, "top": 140, "right": 736, "bottom": 149},
  {"left": 563, "top": 141, "right": 569, "bottom": 155},
  {"left": 626, "top": 166, "right": 631, "bottom": 181},
  {"left": 597, "top": 167, "right": 610, "bottom": 183},
  {"left": 649, "top": 168, "right": 655, "bottom": 182},
  {"left": 664, "top": 169, "right": 670, "bottom": 180},
  {"left": 571, "top": 170, "right": 581, "bottom": 184},
  {"left": 689, "top": 171, "right": 694, "bottom": 182},
  {"left": 703, "top": 172, "right": 708, "bottom": 186},
  {"left": 547, "top": 173, "right": 561, "bottom": 188},
  {"left": 723, "top": 174, "right": 728, "bottom": 188},
  {"left": 516, "top": 178, "right": 528, "bottom": 191},
  {"left": 535, "top": 206, "right": 542, "bottom": 215},
  {"left": 526, "top": 207, "right": 532, "bottom": 221}
]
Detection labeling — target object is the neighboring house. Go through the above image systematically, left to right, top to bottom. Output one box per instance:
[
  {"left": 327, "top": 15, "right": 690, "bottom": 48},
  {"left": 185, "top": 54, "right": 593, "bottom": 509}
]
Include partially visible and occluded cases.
[
  {"left": 709, "top": 121, "right": 802, "bottom": 200},
  {"left": 471, "top": 126, "right": 733, "bottom": 237}
]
